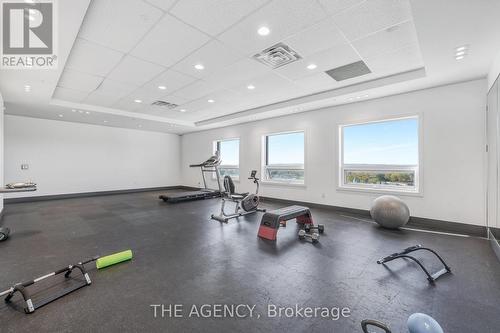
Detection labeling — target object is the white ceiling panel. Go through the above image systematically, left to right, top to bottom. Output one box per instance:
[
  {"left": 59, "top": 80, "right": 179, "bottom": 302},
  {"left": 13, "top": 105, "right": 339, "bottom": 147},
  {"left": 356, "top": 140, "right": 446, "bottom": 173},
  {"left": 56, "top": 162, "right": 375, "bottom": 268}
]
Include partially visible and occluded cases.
[
  {"left": 78, "top": 0, "right": 163, "bottom": 53},
  {"left": 144, "top": 0, "right": 177, "bottom": 11},
  {"left": 170, "top": 0, "right": 269, "bottom": 36},
  {"left": 218, "top": 0, "right": 327, "bottom": 56},
  {"left": 317, "top": 0, "right": 365, "bottom": 16},
  {"left": 333, "top": 0, "right": 412, "bottom": 41},
  {"left": 130, "top": 14, "right": 210, "bottom": 67},
  {"left": 282, "top": 18, "right": 347, "bottom": 58},
  {"left": 352, "top": 21, "right": 419, "bottom": 60},
  {"left": 65, "top": 38, "right": 124, "bottom": 76},
  {"left": 172, "top": 40, "right": 245, "bottom": 78},
  {"left": 275, "top": 42, "right": 361, "bottom": 80},
  {"left": 363, "top": 43, "right": 423, "bottom": 74},
  {"left": 107, "top": 55, "right": 166, "bottom": 86},
  {"left": 203, "top": 58, "right": 271, "bottom": 89},
  {"left": 58, "top": 69, "right": 103, "bottom": 93},
  {"left": 140, "top": 69, "right": 197, "bottom": 95},
  {"left": 228, "top": 72, "right": 302, "bottom": 105},
  {"left": 293, "top": 72, "right": 340, "bottom": 93},
  {"left": 94, "top": 79, "right": 138, "bottom": 99},
  {"left": 173, "top": 79, "right": 221, "bottom": 100},
  {"left": 53, "top": 87, "right": 89, "bottom": 102},
  {"left": 84, "top": 91, "right": 123, "bottom": 107},
  {"left": 113, "top": 97, "right": 145, "bottom": 112}
]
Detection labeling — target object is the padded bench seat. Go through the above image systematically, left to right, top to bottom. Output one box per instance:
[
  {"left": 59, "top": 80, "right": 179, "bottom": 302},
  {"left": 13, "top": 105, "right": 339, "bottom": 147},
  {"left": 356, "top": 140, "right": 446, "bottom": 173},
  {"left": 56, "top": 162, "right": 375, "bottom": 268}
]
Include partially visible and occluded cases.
[{"left": 258, "top": 205, "right": 314, "bottom": 241}]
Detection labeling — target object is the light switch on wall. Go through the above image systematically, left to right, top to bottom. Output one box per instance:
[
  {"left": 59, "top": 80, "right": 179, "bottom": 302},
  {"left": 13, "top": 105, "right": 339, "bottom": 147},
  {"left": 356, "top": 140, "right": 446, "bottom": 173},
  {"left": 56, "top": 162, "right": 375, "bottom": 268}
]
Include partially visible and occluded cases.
[{"left": 21, "top": 164, "right": 29, "bottom": 170}]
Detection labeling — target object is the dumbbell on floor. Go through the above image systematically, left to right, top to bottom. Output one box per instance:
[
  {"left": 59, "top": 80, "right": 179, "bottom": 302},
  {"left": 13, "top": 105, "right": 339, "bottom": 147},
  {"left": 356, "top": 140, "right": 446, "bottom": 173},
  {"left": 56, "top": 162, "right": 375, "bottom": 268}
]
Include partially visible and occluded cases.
[
  {"left": 304, "top": 224, "right": 325, "bottom": 234},
  {"left": 298, "top": 229, "right": 320, "bottom": 243}
]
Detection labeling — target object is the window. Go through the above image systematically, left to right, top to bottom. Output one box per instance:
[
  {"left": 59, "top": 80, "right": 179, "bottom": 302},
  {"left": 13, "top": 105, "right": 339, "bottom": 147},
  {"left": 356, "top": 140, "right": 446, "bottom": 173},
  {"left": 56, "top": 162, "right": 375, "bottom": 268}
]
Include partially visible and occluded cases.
[
  {"left": 340, "top": 116, "right": 420, "bottom": 193},
  {"left": 263, "top": 131, "right": 305, "bottom": 184},
  {"left": 213, "top": 138, "right": 239, "bottom": 179}
]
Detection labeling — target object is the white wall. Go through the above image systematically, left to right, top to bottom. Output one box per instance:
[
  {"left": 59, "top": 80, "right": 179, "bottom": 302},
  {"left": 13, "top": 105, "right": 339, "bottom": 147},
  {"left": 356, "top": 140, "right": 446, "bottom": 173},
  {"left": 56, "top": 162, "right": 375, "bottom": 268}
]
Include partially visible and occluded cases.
[
  {"left": 489, "top": 50, "right": 500, "bottom": 91},
  {"left": 181, "top": 79, "right": 487, "bottom": 226},
  {"left": 4, "top": 115, "right": 181, "bottom": 197}
]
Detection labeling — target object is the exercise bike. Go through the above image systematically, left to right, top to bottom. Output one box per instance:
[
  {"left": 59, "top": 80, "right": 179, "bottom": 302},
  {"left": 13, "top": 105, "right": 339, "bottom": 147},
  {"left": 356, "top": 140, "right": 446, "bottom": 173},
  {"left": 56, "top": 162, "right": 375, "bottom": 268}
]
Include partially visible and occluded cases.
[{"left": 211, "top": 170, "right": 265, "bottom": 223}]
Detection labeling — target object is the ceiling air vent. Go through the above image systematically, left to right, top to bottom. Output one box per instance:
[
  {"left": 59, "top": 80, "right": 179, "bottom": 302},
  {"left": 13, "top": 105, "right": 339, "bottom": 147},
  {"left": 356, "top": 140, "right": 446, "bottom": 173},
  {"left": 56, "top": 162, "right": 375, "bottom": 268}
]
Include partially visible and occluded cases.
[
  {"left": 253, "top": 42, "right": 302, "bottom": 69},
  {"left": 325, "top": 60, "right": 371, "bottom": 81},
  {"left": 151, "top": 100, "right": 178, "bottom": 109}
]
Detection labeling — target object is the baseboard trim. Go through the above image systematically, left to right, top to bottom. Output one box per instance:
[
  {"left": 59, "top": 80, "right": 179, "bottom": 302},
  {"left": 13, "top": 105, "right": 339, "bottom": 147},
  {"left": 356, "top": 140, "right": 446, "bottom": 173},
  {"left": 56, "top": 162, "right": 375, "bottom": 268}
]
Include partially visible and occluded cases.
[
  {"left": 4, "top": 186, "right": 188, "bottom": 204},
  {"left": 3, "top": 189, "right": 487, "bottom": 237},
  {"left": 260, "top": 196, "right": 487, "bottom": 238},
  {"left": 489, "top": 229, "right": 500, "bottom": 263}
]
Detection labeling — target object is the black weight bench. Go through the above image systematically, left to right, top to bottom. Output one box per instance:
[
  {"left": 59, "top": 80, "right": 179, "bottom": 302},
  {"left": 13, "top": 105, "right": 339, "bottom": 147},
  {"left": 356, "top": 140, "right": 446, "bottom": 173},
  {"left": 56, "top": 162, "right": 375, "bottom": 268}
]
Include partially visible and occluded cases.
[{"left": 258, "top": 205, "right": 314, "bottom": 241}]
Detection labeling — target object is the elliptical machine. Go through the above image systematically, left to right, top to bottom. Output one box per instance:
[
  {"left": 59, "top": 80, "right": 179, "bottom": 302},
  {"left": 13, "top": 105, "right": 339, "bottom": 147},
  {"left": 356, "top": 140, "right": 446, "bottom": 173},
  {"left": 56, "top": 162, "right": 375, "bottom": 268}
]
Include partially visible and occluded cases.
[{"left": 211, "top": 170, "right": 265, "bottom": 223}]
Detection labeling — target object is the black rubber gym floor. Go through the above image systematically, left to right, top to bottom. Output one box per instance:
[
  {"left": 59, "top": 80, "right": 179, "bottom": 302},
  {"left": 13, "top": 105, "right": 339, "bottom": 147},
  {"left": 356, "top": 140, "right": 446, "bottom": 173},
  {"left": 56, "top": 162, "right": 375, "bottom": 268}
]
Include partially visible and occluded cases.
[{"left": 0, "top": 190, "right": 499, "bottom": 332}]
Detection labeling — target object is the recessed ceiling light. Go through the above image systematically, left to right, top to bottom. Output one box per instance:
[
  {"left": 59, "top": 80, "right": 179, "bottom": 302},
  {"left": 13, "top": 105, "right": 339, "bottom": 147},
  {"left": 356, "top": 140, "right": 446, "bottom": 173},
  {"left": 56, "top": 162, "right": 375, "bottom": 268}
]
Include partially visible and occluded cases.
[
  {"left": 257, "top": 26, "right": 270, "bottom": 36},
  {"left": 456, "top": 46, "right": 467, "bottom": 52},
  {"left": 455, "top": 51, "right": 465, "bottom": 56},
  {"left": 455, "top": 55, "right": 464, "bottom": 60},
  {"left": 194, "top": 63, "right": 204, "bottom": 70},
  {"left": 307, "top": 63, "right": 317, "bottom": 70},
  {"left": 247, "top": 84, "right": 255, "bottom": 90},
  {"left": 24, "top": 85, "right": 31, "bottom": 92},
  {"left": 158, "top": 85, "right": 167, "bottom": 90},
  {"left": 363, "top": 95, "right": 369, "bottom": 98},
  {"left": 134, "top": 99, "right": 142, "bottom": 103},
  {"left": 207, "top": 99, "right": 215, "bottom": 103},
  {"left": 71, "top": 109, "right": 76, "bottom": 112},
  {"left": 179, "top": 109, "right": 186, "bottom": 112},
  {"left": 78, "top": 110, "right": 84, "bottom": 113},
  {"left": 85, "top": 111, "right": 90, "bottom": 114},
  {"left": 58, "top": 114, "right": 63, "bottom": 118},
  {"left": 103, "top": 120, "right": 108, "bottom": 123}
]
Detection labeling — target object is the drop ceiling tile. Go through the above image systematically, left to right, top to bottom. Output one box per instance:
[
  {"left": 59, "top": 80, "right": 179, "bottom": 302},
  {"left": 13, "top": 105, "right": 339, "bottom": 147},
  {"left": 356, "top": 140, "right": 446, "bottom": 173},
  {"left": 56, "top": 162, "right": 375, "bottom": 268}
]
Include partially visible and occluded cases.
[
  {"left": 78, "top": 0, "right": 163, "bottom": 53},
  {"left": 144, "top": 0, "right": 177, "bottom": 11},
  {"left": 170, "top": 0, "right": 268, "bottom": 36},
  {"left": 218, "top": 0, "right": 327, "bottom": 56},
  {"left": 317, "top": 0, "right": 365, "bottom": 15},
  {"left": 333, "top": 0, "right": 412, "bottom": 41},
  {"left": 130, "top": 14, "right": 210, "bottom": 67},
  {"left": 282, "top": 18, "right": 347, "bottom": 58},
  {"left": 352, "top": 21, "right": 419, "bottom": 60},
  {"left": 65, "top": 38, "right": 124, "bottom": 76},
  {"left": 172, "top": 40, "right": 245, "bottom": 78},
  {"left": 275, "top": 43, "right": 361, "bottom": 80},
  {"left": 363, "top": 44, "right": 423, "bottom": 74},
  {"left": 107, "top": 55, "right": 166, "bottom": 86},
  {"left": 203, "top": 58, "right": 271, "bottom": 89},
  {"left": 58, "top": 69, "right": 104, "bottom": 92},
  {"left": 140, "top": 69, "right": 197, "bottom": 95},
  {"left": 228, "top": 72, "right": 303, "bottom": 105},
  {"left": 293, "top": 72, "right": 340, "bottom": 93},
  {"left": 94, "top": 79, "right": 138, "bottom": 99},
  {"left": 173, "top": 80, "right": 220, "bottom": 101},
  {"left": 53, "top": 87, "right": 89, "bottom": 102},
  {"left": 84, "top": 91, "right": 123, "bottom": 107},
  {"left": 160, "top": 94, "right": 190, "bottom": 106},
  {"left": 113, "top": 97, "right": 145, "bottom": 112}
]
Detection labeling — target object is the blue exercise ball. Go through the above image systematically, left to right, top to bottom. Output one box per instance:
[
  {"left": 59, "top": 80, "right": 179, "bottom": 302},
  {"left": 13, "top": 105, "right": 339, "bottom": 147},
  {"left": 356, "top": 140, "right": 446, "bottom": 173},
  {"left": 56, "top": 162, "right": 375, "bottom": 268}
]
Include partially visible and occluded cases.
[{"left": 407, "top": 313, "right": 444, "bottom": 333}]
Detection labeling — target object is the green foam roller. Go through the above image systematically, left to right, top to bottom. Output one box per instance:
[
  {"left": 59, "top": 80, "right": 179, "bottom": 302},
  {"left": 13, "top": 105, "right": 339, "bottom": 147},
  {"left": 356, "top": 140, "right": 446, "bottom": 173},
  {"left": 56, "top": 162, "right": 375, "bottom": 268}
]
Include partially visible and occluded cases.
[{"left": 96, "top": 250, "right": 133, "bottom": 269}]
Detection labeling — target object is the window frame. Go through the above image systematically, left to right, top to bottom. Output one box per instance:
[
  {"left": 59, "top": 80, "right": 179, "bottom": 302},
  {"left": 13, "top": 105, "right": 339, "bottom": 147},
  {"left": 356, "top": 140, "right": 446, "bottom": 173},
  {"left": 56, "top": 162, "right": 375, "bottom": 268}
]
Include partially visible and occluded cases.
[
  {"left": 338, "top": 115, "right": 423, "bottom": 196},
  {"left": 261, "top": 130, "right": 306, "bottom": 186},
  {"left": 213, "top": 137, "right": 240, "bottom": 181}
]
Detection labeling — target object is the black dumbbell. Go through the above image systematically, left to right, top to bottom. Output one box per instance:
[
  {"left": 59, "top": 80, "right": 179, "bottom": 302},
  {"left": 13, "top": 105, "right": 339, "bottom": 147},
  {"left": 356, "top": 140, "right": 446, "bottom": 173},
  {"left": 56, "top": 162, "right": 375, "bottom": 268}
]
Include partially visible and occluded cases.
[
  {"left": 304, "top": 224, "right": 325, "bottom": 234},
  {"left": 298, "top": 229, "right": 320, "bottom": 243}
]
